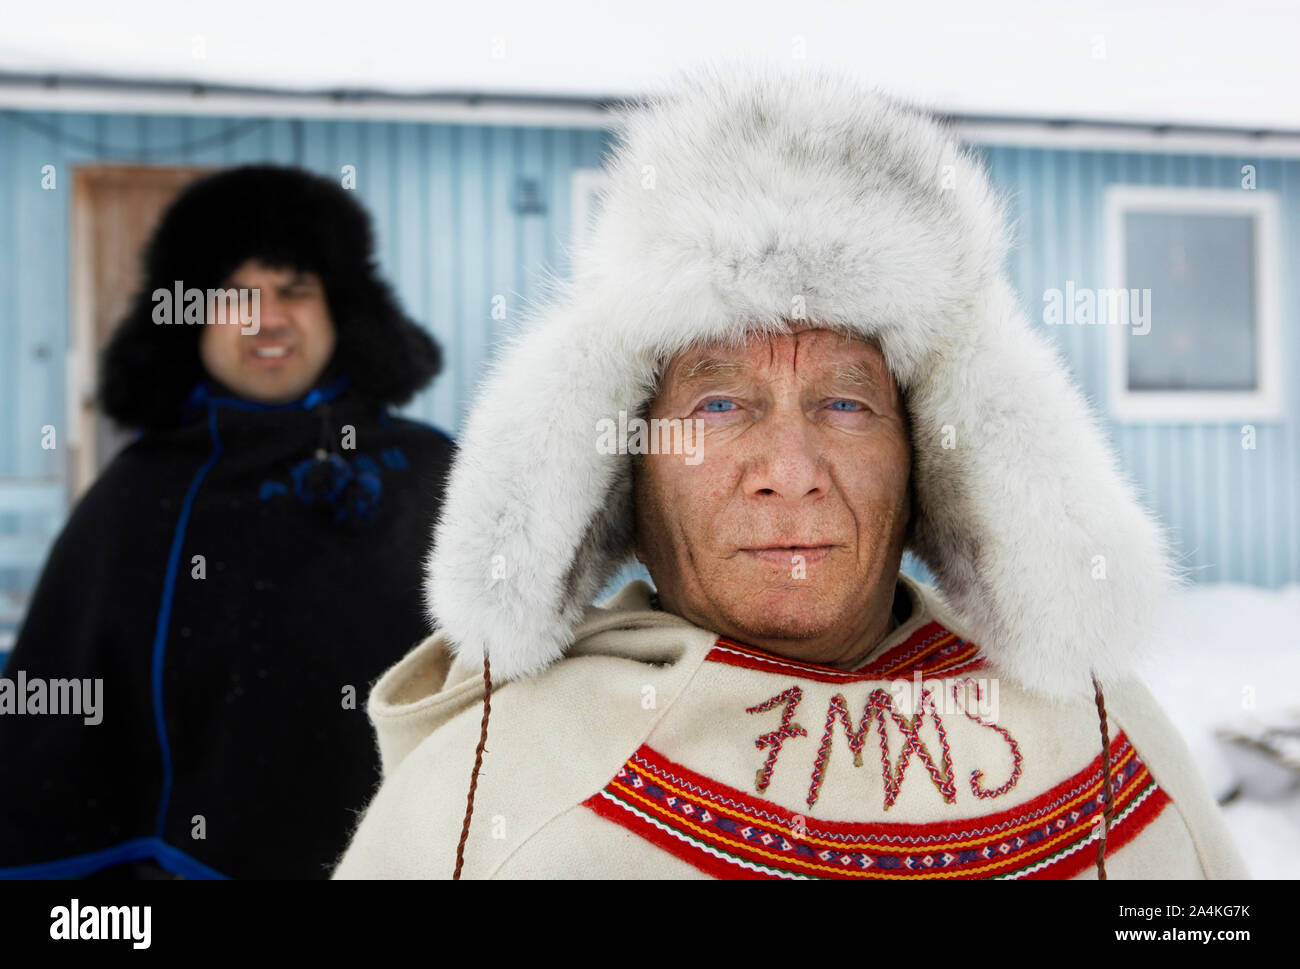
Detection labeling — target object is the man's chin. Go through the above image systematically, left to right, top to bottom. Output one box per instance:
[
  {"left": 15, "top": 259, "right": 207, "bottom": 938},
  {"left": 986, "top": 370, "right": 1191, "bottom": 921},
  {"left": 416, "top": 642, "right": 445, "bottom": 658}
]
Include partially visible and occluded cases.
[
  {"left": 231, "top": 372, "right": 315, "bottom": 404},
  {"left": 714, "top": 583, "right": 843, "bottom": 644},
  {"left": 722, "top": 610, "right": 839, "bottom": 645}
]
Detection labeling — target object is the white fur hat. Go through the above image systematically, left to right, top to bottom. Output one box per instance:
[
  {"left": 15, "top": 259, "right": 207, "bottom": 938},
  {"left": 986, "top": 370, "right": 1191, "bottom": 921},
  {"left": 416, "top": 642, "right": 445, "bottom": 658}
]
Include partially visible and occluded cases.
[{"left": 426, "top": 60, "right": 1176, "bottom": 703}]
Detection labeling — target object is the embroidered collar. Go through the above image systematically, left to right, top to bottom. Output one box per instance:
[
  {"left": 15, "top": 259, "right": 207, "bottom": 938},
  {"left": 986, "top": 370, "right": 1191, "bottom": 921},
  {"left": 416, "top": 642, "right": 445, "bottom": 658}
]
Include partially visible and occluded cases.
[{"left": 706, "top": 620, "right": 988, "bottom": 683}]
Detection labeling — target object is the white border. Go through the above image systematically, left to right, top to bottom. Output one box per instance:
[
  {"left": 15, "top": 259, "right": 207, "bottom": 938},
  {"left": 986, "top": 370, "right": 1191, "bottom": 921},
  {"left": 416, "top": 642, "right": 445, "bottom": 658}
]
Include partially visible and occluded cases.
[
  {"left": 7, "top": 82, "right": 1300, "bottom": 155},
  {"left": 0, "top": 83, "right": 617, "bottom": 130},
  {"left": 954, "top": 122, "right": 1300, "bottom": 160},
  {"left": 1104, "top": 185, "right": 1283, "bottom": 423}
]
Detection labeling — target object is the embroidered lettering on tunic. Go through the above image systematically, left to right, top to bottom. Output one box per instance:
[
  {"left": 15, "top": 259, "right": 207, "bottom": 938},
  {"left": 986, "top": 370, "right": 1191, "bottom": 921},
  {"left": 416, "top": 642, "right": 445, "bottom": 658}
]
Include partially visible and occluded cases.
[
  {"left": 953, "top": 678, "right": 1023, "bottom": 799},
  {"left": 747, "top": 683, "right": 1023, "bottom": 809},
  {"left": 745, "top": 686, "right": 807, "bottom": 792},
  {"left": 809, "top": 689, "right": 958, "bottom": 809}
]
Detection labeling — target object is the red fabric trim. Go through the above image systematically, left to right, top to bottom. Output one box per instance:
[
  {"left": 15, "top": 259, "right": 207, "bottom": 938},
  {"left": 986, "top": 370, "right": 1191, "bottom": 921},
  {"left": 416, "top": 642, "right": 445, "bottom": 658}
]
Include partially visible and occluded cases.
[
  {"left": 707, "top": 622, "right": 989, "bottom": 683},
  {"left": 581, "top": 730, "right": 1170, "bottom": 879},
  {"left": 1022, "top": 782, "right": 1172, "bottom": 880},
  {"left": 585, "top": 788, "right": 773, "bottom": 880}
]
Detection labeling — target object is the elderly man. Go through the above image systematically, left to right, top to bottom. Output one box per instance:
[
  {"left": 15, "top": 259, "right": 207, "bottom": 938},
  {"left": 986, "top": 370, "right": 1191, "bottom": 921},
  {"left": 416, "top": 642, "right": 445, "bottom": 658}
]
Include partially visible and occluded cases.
[{"left": 332, "top": 63, "right": 1247, "bottom": 879}]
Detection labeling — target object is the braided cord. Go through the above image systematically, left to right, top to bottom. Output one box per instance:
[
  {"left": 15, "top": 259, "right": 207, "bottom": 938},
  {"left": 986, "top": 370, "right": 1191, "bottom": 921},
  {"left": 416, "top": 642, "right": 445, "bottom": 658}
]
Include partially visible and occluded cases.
[
  {"left": 453, "top": 650, "right": 492, "bottom": 879},
  {"left": 1092, "top": 672, "right": 1113, "bottom": 880}
]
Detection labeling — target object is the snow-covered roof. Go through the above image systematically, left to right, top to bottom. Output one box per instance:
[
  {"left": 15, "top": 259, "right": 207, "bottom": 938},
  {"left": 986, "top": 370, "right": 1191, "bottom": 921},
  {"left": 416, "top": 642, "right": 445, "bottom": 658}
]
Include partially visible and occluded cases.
[{"left": 1, "top": 0, "right": 1296, "bottom": 131}]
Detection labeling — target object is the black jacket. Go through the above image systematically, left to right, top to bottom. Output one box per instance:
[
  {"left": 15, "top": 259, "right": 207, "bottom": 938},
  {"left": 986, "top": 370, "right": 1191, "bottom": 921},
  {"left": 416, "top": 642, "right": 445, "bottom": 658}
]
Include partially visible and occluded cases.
[{"left": 0, "top": 379, "right": 454, "bottom": 878}]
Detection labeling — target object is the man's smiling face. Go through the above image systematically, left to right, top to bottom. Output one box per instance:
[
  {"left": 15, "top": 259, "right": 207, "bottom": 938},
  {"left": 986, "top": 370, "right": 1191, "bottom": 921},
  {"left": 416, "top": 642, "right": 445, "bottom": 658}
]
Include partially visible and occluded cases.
[
  {"left": 199, "top": 258, "right": 337, "bottom": 403},
  {"left": 633, "top": 326, "right": 912, "bottom": 668}
]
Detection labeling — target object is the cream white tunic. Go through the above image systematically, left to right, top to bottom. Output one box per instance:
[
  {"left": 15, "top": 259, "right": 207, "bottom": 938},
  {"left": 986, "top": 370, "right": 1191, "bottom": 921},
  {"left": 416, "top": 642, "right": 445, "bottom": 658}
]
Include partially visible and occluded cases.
[{"left": 333, "top": 575, "right": 1248, "bottom": 880}]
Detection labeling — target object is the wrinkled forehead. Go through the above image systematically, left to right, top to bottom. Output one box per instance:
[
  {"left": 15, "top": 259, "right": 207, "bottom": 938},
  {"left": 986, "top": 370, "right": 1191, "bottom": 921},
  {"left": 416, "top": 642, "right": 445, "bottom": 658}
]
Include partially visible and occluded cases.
[{"left": 655, "top": 326, "right": 897, "bottom": 398}]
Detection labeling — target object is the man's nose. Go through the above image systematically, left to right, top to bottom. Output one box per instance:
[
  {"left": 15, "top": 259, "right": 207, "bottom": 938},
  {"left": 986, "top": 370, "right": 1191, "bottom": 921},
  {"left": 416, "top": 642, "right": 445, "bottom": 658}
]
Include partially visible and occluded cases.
[
  {"left": 256, "top": 289, "right": 290, "bottom": 327},
  {"left": 740, "top": 410, "right": 830, "bottom": 501}
]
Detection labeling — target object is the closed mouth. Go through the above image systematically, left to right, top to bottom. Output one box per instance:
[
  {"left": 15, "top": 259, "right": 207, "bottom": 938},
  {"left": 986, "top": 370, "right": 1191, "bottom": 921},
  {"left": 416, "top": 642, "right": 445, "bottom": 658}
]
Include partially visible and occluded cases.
[
  {"left": 739, "top": 544, "right": 840, "bottom": 566},
  {"left": 742, "top": 544, "right": 836, "bottom": 552}
]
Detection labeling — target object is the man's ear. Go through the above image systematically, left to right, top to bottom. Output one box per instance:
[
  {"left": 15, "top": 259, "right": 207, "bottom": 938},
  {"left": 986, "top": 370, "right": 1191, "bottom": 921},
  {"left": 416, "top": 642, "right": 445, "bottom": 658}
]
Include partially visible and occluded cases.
[
  {"left": 899, "top": 390, "right": 918, "bottom": 550},
  {"left": 629, "top": 449, "right": 645, "bottom": 566},
  {"left": 901, "top": 458, "right": 918, "bottom": 550}
]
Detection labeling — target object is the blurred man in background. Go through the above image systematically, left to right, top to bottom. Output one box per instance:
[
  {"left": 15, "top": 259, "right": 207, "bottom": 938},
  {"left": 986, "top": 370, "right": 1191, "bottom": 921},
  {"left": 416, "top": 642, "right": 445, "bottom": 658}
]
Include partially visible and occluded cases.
[{"left": 0, "top": 165, "right": 454, "bottom": 879}]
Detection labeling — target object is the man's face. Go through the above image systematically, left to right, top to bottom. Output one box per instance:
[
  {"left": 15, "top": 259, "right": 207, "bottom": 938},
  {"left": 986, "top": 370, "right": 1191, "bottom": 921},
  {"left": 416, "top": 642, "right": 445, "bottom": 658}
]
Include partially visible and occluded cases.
[
  {"left": 198, "top": 259, "right": 337, "bottom": 403},
  {"left": 633, "top": 327, "right": 911, "bottom": 666}
]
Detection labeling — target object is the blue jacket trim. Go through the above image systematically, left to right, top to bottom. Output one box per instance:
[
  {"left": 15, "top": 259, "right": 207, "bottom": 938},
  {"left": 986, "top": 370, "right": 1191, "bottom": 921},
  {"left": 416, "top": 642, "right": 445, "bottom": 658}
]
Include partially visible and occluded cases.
[
  {"left": 181, "top": 376, "right": 351, "bottom": 420},
  {"left": 150, "top": 402, "right": 224, "bottom": 838},
  {"left": 0, "top": 837, "right": 229, "bottom": 880}
]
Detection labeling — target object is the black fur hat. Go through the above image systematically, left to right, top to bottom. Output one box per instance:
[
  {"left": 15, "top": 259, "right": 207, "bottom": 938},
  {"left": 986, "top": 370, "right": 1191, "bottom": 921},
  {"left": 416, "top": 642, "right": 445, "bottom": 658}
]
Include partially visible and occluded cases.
[{"left": 100, "top": 164, "right": 443, "bottom": 429}]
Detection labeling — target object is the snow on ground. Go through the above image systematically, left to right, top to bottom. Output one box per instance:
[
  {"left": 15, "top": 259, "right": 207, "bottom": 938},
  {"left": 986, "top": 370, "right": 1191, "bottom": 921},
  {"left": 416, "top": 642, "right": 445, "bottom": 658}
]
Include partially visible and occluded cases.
[{"left": 1137, "top": 583, "right": 1300, "bottom": 879}]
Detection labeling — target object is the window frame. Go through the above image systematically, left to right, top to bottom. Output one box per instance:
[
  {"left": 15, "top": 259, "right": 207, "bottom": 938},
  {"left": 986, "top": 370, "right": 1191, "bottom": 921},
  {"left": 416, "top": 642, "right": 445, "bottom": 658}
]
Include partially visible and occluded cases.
[{"left": 1104, "top": 184, "right": 1283, "bottom": 423}]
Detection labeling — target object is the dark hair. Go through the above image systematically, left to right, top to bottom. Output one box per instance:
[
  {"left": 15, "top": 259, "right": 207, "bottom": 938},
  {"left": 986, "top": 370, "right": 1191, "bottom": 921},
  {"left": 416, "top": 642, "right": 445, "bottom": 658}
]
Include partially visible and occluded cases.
[{"left": 99, "top": 164, "right": 442, "bottom": 429}]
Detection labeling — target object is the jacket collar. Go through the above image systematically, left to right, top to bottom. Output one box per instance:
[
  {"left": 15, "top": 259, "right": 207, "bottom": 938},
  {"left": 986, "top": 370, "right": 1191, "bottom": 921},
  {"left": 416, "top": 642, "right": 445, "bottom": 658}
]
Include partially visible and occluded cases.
[{"left": 180, "top": 375, "right": 351, "bottom": 422}]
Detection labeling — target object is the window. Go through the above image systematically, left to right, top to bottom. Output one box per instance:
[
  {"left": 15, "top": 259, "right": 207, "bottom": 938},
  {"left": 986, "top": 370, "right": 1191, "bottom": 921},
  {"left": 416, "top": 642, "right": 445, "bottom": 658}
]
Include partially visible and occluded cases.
[{"left": 1104, "top": 186, "right": 1282, "bottom": 422}]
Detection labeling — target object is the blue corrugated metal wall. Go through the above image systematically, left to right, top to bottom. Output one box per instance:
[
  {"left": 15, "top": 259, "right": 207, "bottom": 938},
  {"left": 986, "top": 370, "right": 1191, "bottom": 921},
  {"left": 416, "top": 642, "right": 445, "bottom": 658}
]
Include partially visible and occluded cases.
[
  {"left": 0, "top": 111, "right": 1297, "bottom": 587},
  {"left": 976, "top": 145, "right": 1299, "bottom": 587}
]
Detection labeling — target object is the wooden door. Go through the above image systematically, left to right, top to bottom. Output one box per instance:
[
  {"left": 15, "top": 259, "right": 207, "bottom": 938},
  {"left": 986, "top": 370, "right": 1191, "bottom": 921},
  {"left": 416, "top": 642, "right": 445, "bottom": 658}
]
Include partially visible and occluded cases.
[{"left": 70, "top": 165, "right": 210, "bottom": 498}]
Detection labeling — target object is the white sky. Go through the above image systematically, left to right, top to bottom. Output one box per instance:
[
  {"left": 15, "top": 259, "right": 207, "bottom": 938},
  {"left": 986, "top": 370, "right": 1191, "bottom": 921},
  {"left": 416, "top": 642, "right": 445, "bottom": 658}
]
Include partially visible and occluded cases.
[{"left": 1, "top": 0, "right": 1297, "bottom": 130}]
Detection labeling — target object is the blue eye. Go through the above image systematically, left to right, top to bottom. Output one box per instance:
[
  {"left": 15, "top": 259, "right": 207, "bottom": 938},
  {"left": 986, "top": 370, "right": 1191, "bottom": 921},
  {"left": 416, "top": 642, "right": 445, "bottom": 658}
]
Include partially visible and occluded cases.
[
  {"left": 701, "top": 399, "right": 737, "bottom": 413},
  {"left": 828, "top": 399, "right": 863, "bottom": 411}
]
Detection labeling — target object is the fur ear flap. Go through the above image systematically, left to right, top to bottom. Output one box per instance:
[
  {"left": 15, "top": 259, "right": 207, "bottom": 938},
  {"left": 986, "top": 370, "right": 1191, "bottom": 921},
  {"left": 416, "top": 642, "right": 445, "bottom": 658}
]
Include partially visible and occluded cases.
[
  {"left": 905, "top": 276, "right": 1179, "bottom": 703},
  {"left": 425, "top": 304, "right": 648, "bottom": 681}
]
